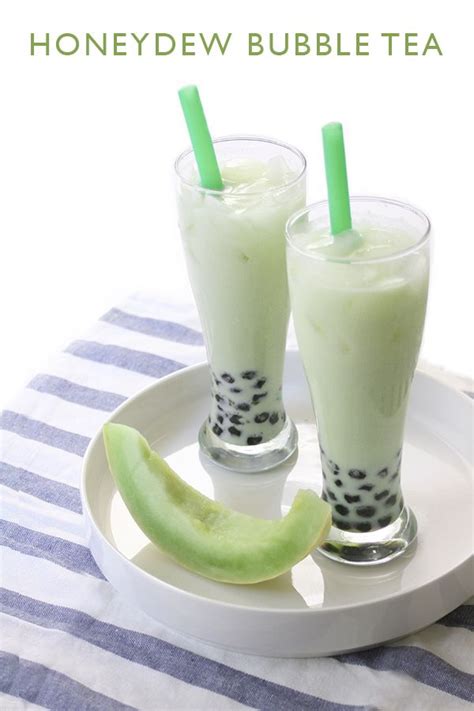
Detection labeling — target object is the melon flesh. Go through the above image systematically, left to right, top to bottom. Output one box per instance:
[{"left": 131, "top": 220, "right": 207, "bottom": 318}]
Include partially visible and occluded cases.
[{"left": 103, "top": 423, "right": 332, "bottom": 584}]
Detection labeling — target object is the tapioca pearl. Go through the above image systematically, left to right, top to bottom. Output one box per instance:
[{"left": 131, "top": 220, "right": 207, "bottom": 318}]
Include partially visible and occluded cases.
[
  {"left": 242, "top": 370, "right": 257, "bottom": 380},
  {"left": 221, "top": 373, "right": 234, "bottom": 383},
  {"left": 253, "top": 378, "right": 267, "bottom": 389},
  {"left": 230, "top": 387, "right": 242, "bottom": 394},
  {"left": 252, "top": 392, "right": 267, "bottom": 405},
  {"left": 215, "top": 394, "right": 224, "bottom": 403},
  {"left": 237, "top": 402, "right": 251, "bottom": 412},
  {"left": 217, "top": 404, "right": 224, "bottom": 413},
  {"left": 254, "top": 412, "right": 269, "bottom": 423},
  {"left": 269, "top": 412, "right": 279, "bottom": 425},
  {"left": 217, "top": 414, "right": 224, "bottom": 425},
  {"left": 229, "top": 414, "right": 243, "bottom": 425},
  {"left": 212, "top": 423, "right": 223, "bottom": 436},
  {"left": 228, "top": 426, "right": 242, "bottom": 437},
  {"left": 247, "top": 435, "right": 263, "bottom": 445},
  {"left": 327, "top": 460, "right": 340, "bottom": 475},
  {"left": 377, "top": 467, "right": 389, "bottom": 478},
  {"left": 348, "top": 469, "right": 366, "bottom": 480},
  {"left": 390, "top": 470, "right": 399, "bottom": 481},
  {"left": 322, "top": 471, "right": 327, "bottom": 480},
  {"left": 334, "top": 479, "right": 343, "bottom": 488},
  {"left": 359, "top": 484, "right": 373, "bottom": 491},
  {"left": 327, "top": 490, "right": 337, "bottom": 501},
  {"left": 374, "top": 490, "right": 389, "bottom": 501},
  {"left": 321, "top": 491, "right": 328, "bottom": 502},
  {"left": 344, "top": 494, "right": 360, "bottom": 504},
  {"left": 385, "top": 494, "right": 397, "bottom": 507},
  {"left": 335, "top": 504, "right": 349, "bottom": 516},
  {"left": 356, "top": 506, "right": 376, "bottom": 518},
  {"left": 378, "top": 515, "right": 392, "bottom": 528},
  {"left": 334, "top": 519, "right": 350, "bottom": 531},
  {"left": 355, "top": 522, "right": 372, "bottom": 533}
]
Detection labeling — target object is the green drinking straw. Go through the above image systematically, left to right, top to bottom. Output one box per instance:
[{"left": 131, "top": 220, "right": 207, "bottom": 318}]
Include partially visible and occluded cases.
[
  {"left": 178, "top": 85, "right": 224, "bottom": 191},
  {"left": 322, "top": 122, "right": 352, "bottom": 235}
]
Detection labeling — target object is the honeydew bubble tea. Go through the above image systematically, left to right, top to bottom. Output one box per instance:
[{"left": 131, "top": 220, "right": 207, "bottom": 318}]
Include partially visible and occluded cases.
[
  {"left": 176, "top": 86, "right": 306, "bottom": 471},
  {"left": 286, "top": 123, "right": 430, "bottom": 565}
]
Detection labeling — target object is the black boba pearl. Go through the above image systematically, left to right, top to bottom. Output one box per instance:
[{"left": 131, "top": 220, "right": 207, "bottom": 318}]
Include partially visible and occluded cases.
[
  {"left": 242, "top": 370, "right": 257, "bottom": 380},
  {"left": 221, "top": 373, "right": 234, "bottom": 383},
  {"left": 254, "top": 378, "right": 267, "bottom": 389},
  {"left": 214, "top": 379, "right": 221, "bottom": 386},
  {"left": 230, "top": 387, "right": 242, "bottom": 393},
  {"left": 252, "top": 392, "right": 267, "bottom": 405},
  {"left": 215, "top": 394, "right": 224, "bottom": 403},
  {"left": 237, "top": 402, "right": 251, "bottom": 412},
  {"left": 217, "top": 404, "right": 224, "bottom": 413},
  {"left": 255, "top": 412, "right": 269, "bottom": 423},
  {"left": 269, "top": 412, "right": 279, "bottom": 425},
  {"left": 217, "top": 414, "right": 224, "bottom": 425},
  {"left": 230, "top": 414, "right": 243, "bottom": 425},
  {"left": 212, "top": 423, "right": 223, "bottom": 436},
  {"left": 228, "top": 426, "right": 241, "bottom": 437},
  {"left": 247, "top": 435, "right": 263, "bottom": 445},
  {"left": 328, "top": 460, "right": 340, "bottom": 475},
  {"left": 377, "top": 467, "right": 389, "bottom": 478},
  {"left": 348, "top": 469, "right": 366, "bottom": 480},
  {"left": 322, "top": 470, "right": 327, "bottom": 480},
  {"left": 390, "top": 471, "right": 399, "bottom": 481},
  {"left": 334, "top": 479, "right": 343, "bottom": 487},
  {"left": 359, "top": 484, "right": 374, "bottom": 491},
  {"left": 375, "top": 489, "right": 389, "bottom": 501},
  {"left": 328, "top": 490, "right": 337, "bottom": 501},
  {"left": 321, "top": 491, "right": 328, "bottom": 502},
  {"left": 344, "top": 494, "right": 360, "bottom": 504},
  {"left": 385, "top": 494, "right": 397, "bottom": 507},
  {"left": 335, "top": 504, "right": 349, "bottom": 516},
  {"left": 356, "top": 506, "right": 376, "bottom": 518},
  {"left": 378, "top": 516, "right": 392, "bottom": 527},
  {"left": 334, "top": 519, "right": 351, "bottom": 531},
  {"left": 355, "top": 522, "right": 372, "bottom": 533}
]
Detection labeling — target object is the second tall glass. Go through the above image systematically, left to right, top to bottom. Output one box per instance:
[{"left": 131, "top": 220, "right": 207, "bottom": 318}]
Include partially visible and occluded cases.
[
  {"left": 176, "top": 136, "right": 306, "bottom": 471},
  {"left": 286, "top": 197, "right": 430, "bottom": 564}
]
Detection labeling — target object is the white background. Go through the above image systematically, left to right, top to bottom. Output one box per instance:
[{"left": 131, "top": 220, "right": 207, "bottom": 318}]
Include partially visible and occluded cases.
[{"left": 1, "top": 0, "right": 472, "bottom": 405}]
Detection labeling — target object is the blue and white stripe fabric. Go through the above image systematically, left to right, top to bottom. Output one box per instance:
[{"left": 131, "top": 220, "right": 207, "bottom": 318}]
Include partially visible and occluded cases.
[{"left": 1, "top": 292, "right": 473, "bottom": 711}]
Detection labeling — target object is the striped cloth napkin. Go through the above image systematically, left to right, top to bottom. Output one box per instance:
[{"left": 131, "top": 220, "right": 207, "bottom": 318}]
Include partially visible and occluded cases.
[{"left": 1, "top": 291, "right": 472, "bottom": 711}]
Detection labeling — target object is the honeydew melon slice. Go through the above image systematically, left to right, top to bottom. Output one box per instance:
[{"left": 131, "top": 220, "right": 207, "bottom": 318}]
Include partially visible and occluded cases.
[{"left": 103, "top": 423, "right": 331, "bottom": 584}]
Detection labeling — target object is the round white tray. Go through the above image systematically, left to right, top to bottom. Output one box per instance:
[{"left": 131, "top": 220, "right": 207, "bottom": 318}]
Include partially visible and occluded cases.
[{"left": 81, "top": 352, "right": 473, "bottom": 657}]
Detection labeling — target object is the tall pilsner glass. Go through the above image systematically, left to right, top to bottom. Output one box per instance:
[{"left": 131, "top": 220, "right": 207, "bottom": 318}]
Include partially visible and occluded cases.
[
  {"left": 176, "top": 137, "right": 306, "bottom": 472},
  {"left": 286, "top": 198, "right": 430, "bottom": 564}
]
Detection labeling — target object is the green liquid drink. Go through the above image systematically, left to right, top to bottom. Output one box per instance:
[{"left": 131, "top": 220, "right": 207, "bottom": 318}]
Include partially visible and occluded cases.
[
  {"left": 176, "top": 137, "right": 306, "bottom": 471},
  {"left": 286, "top": 197, "right": 430, "bottom": 563}
]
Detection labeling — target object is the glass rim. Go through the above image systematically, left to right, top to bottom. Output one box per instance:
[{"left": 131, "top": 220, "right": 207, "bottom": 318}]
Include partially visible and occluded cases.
[
  {"left": 174, "top": 134, "right": 307, "bottom": 197},
  {"left": 285, "top": 196, "right": 431, "bottom": 265}
]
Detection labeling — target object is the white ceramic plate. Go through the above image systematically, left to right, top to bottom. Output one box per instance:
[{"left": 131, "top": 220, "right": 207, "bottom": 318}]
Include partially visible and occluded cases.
[{"left": 81, "top": 352, "right": 473, "bottom": 657}]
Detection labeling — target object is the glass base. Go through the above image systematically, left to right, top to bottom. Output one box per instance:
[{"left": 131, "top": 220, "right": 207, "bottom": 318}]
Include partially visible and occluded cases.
[
  {"left": 199, "top": 416, "right": 298, "bottom": 473},
  {"left": 318, "top": 506, "right": 417, "bottom": 566}
]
